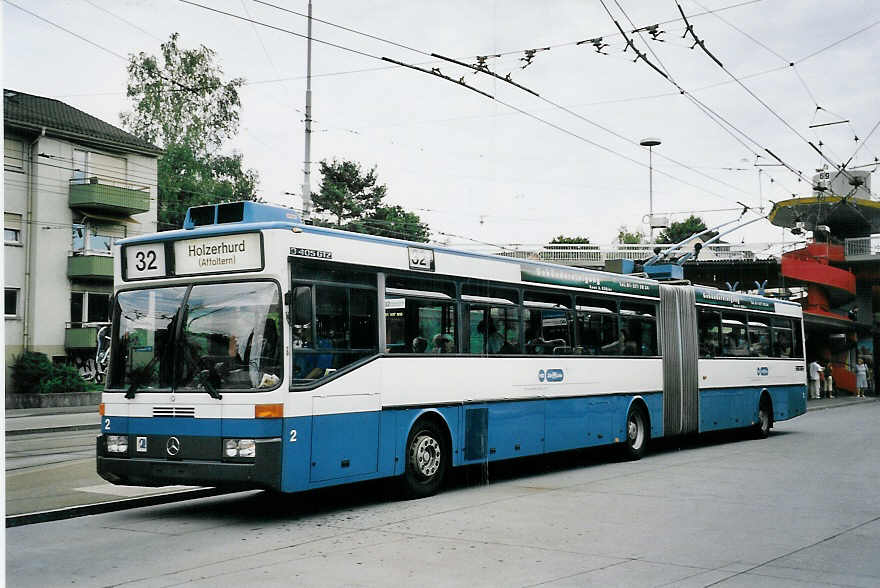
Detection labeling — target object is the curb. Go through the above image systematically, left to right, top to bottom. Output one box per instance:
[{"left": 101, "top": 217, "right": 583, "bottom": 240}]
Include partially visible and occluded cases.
[
  {"left": 807, "top": 397, "right": 877, "bottom": 412},
  {"left": 6, "top": 487, "right": 232, "bottom": 528}
]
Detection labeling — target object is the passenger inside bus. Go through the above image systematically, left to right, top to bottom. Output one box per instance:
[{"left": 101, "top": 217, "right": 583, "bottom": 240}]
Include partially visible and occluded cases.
[{"left": 412, "top": 336, "right": 428, "bottom": 353}]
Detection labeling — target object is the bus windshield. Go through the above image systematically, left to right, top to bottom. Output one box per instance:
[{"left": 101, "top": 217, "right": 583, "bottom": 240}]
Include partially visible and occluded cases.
[{"left": 109, "top": 282, "right": 283, "bottom": 392}]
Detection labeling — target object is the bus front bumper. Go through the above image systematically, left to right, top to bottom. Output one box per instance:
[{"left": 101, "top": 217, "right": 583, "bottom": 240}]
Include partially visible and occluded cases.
[{"left": 96, "top": 436, "right": 282, "bottom": 490}]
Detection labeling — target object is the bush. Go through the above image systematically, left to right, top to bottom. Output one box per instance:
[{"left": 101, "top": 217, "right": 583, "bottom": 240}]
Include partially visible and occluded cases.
[
  {"left": 11, "top": 351, "right": 53, "bottom": 394},
  {"left": 11, "top": 351, "right": 89, "bottom": 394},
  {"left": 40, "top": 364, "right": 88, "bottom": 394}
]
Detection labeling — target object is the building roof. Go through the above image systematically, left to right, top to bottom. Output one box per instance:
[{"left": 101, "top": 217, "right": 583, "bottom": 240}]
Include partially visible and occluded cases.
[{"left": 3, "top": 89, "right": 162, "bottom": 157}]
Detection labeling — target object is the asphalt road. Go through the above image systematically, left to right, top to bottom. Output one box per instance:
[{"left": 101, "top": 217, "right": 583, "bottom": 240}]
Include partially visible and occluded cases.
[{"left": 7, "top": 402, "right": 880, "bottom": 587}]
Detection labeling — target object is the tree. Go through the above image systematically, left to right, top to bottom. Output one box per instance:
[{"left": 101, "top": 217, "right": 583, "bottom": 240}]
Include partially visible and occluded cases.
[
  {"left": 121, "top": 33, "right": 259, "bottom": 229},
  {"left": 121, "top": 33, "right": 242, "bottom": 153},
  {"left": 158, "top": 144, "right": 259, "bottom": 229},
  {"left": 314, "top": 159, "right": 387, "bottom": 227},
  {"left": 314, "top": 159, "right": 431, "bottom": 242},
  {"left": 353, "top": 205, "right": 430, "bottom": 242},
  {"left": 656, "top": 215, "right": 714, "bottom": 244},
  {"left": 617, "top": 226, "right": 645, "bottom": 244},
  {"left": 549, "top": 235, "right": 591, "bottom": 244}
]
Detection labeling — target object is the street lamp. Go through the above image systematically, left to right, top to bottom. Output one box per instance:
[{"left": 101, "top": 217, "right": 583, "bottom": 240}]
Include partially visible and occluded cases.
[{"left": 640, "top": 137, "right": 661, "bottom": 242}]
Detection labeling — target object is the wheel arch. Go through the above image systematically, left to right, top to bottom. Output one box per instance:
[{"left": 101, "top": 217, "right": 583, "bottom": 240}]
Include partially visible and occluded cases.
[
  {"left": 759, "top": 388, "right": 774, "bottom": 425},
  {"left": 625, "top": 395, "right": 652, "bottom": 439},
  {"left": 397, "top": 408, "right": 454, "bottom": 475}
]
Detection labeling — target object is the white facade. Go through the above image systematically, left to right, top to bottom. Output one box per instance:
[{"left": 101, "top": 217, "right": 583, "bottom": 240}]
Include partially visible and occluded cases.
[{"left": 4, "top": 127, "right": 159, "bottom": 387}]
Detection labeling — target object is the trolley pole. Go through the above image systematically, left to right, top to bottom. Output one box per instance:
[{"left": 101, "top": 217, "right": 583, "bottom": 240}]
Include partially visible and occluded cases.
[{"left": 301, "top": 0, "right": 313, "bottom": 221}]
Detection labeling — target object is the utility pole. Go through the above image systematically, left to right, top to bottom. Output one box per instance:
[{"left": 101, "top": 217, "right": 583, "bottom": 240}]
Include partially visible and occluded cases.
[
  {"left": 301, "top": 0, "right": 313, "bottom": 221},
  {"left": 640, "top": 137, "right": 661, "bottom": 242}
]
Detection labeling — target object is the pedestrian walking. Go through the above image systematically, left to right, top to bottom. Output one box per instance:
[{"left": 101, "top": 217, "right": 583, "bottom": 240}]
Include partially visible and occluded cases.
[
  {"left": 855, "top": 357, "right": 868, "bottom": 398},
  {"left": 808, "top": 359, "right": 823, "bottom": 400}
]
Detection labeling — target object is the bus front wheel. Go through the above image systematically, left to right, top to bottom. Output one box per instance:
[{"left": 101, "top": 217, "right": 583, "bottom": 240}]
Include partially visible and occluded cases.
[
  {"left": 624, "top": 405, "right": 649, "bottom": 460},
  {"left": 402, "top": 419, "right": 448, "bottom": 498}
]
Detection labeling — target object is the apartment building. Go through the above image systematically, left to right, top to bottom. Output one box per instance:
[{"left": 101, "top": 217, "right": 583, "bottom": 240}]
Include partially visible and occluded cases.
[{"left": 4, "top": 89, "right": 162, "bottom": 385}]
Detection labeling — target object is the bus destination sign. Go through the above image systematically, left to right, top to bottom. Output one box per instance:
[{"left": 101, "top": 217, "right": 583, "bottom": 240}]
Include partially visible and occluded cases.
[
  {"left": 174, "top": 233, "right": 263, "bottom": 275},
  {"left": 520, "top": 266, "right": 660, "bottom": 297}
]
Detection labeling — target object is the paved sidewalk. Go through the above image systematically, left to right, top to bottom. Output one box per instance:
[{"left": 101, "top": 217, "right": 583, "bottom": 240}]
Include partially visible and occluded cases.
[
  {"left": 806, "top": 395, "right": 877, "bottom": 411},
  {"left": 5, "top": 404, "right": 100, "bottom": 435}
]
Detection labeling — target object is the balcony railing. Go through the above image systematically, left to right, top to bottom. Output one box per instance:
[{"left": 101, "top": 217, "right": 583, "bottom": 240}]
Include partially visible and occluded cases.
[
  {"left": 69, "top": 177, "right": 150, "bottom": 216},
  {"left": 844, "top": 236, "right": 880, "bottom": 260},
  {"left": 68, "top": 253, "right": 113, "bottom": 280},
  {"left": 65, "top": 322, "right": 108, "bottom": 350}
]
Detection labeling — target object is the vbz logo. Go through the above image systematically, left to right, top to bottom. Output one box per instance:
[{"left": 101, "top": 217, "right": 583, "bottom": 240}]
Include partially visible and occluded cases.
[{"left": 756, "top": 366, "right": 768, "bottom": 376}]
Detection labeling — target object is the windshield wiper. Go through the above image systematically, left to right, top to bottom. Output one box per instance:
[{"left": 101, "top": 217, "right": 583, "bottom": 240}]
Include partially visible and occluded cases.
[
  {"left": 125, "top": 357, "right": 159, "bottom": 399},
  {"left": 194, "top": 366, "right": 223, "bottom": 400}
]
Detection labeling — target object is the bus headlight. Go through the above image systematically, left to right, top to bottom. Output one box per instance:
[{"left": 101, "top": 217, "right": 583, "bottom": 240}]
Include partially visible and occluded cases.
[
  {"left": 107, "top": 435, "right": 128, "bottom": 454},
  {"left": 224, "top": 439, "right": 256, "bottom": 458}
]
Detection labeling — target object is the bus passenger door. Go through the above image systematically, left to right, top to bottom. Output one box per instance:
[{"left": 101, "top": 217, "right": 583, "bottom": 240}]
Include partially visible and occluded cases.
[{"left": 659, "top": 285, "right": 700, "bottom": 435}]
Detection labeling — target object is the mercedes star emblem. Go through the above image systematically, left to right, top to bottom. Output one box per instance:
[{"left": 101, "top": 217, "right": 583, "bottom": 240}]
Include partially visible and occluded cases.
[{"left": 166, "top": 436, "right": 181, "bottom": 456}]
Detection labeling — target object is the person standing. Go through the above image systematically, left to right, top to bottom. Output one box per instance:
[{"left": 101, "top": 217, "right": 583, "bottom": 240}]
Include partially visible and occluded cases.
[
  {"left": 855, "top": 357, "right": 869, "bottom": 398},
  {"left": 808, "top": 359, "right": 823, "bottom": 400},
  {"left": 824, "top": 361, "right": 834, "bottom": 399}
]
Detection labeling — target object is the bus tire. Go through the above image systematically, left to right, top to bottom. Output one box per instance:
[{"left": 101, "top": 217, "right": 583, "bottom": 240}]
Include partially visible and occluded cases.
[
  {"left": 753, "top": 394, "right": 772, "bottom": 439},
  {"left": 623, "top": 404, "right": 649, "bottom": 460},
  {"left": 402, "top": 419, "right": 448, "bottom": 499}
]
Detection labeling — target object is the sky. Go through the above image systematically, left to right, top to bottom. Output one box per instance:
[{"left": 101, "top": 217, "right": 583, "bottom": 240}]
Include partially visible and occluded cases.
[{"left": 4, "top": 0, "right": 879, "bottom": 252}]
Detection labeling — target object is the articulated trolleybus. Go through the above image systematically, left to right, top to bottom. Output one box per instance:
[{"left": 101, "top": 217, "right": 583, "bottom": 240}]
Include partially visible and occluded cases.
[{"left": 97, "top": 202, "right": 807, "bottom": 498}]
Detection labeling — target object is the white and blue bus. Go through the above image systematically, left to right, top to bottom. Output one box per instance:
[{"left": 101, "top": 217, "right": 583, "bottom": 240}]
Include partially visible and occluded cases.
[{"left": 97, "top": 202, "right": 807, "bottom": 497}]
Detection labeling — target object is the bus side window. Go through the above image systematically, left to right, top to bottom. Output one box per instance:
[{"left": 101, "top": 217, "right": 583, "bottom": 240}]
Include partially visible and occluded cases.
[{"left": 697, "top": 308, "right": 721, "bottom": 358}]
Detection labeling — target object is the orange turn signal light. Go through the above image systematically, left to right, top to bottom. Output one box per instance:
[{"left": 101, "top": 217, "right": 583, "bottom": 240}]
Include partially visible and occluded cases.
[
  {"left": 99, "top": 403, "right": 105, "bottom": 416},
  {"left": 254, "top": 403, "right": 283, "bottom": 419}
]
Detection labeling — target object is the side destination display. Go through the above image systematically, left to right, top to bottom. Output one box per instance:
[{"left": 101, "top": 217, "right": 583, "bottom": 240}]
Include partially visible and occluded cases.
[
  {"left": 174, "top": 233, "right": 263, "bottom": 276},
  {"left": 520, "top": 265, "right": 660, "bottom": 297},
  {"left": 694, "top": 288, "right": 775, "bottom": 311}
]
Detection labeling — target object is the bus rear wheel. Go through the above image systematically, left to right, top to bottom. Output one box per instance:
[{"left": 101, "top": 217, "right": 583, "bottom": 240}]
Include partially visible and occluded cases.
[
  {"left": 752, "top": 396, "right": 772, "bottom": 439},
  {"left": 623, "top": 405, "right": 649, "bottom": 460},
  {"left": 402, "top": 419, "right": 448, "bottom": 499}
]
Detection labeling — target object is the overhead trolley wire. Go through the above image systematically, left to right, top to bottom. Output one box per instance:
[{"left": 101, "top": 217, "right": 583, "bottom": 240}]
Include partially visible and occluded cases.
[
  {"left": 180, "top": 0, "right": 766, "bottom": 210},
  {"left": 251, "top": 0, "right": 765, "bottom": 208},
  {"left": 672, "top": 0, "right": 879, "bottom": 197}
]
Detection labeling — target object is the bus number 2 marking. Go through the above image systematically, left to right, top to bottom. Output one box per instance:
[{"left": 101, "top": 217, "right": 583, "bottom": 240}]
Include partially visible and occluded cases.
[
  {"left": 104, "top": 418, "right": 111, "bottom": 431},
  {"left": 289, "top": 429, "right": 297, "bottom": 442}
]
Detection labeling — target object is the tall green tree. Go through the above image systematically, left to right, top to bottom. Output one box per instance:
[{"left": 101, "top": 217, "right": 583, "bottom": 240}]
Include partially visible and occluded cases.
[
  {"left": 121, "top": 33, "right": 259, "bottom": 229},
  {"left": 121, "top": 33, "right": 242, "bottom": 153},
  {"left": 314, "top": 159, "right": 386, "bottom": 227},
  {"left": 314, "top": 159, "right": 430, "bottom": 242},
  {"left": 353, "top": 205, "right": 430, "bottom": 243},
  {"left": 656, "top": 215, "right": 714, "bottom": 244},
  {"left": 617, "top": 226, "right": 645, "bottom": 244},
  {"left": 549, "top": 235, "right": 591, "bottom": 244}
]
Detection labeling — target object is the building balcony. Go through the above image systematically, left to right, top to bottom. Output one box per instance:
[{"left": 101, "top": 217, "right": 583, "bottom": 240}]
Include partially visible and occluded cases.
[
  {"left": 69, "top": 178, "right": 150, "bottom": 216},
  {"left": 844, "top": 236, "right": 880, "bottom": 261},
  {"left": 67, "top": 253, "right": 113, "bottom": 281},
  {"left": 65, "top": 323, "right": 106, "bottom": 350}
]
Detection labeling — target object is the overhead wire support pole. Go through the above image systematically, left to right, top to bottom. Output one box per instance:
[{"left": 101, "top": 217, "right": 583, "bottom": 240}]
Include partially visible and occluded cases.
[{"left": 302, "top": 0, "right": 313, "bottom": 221}]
